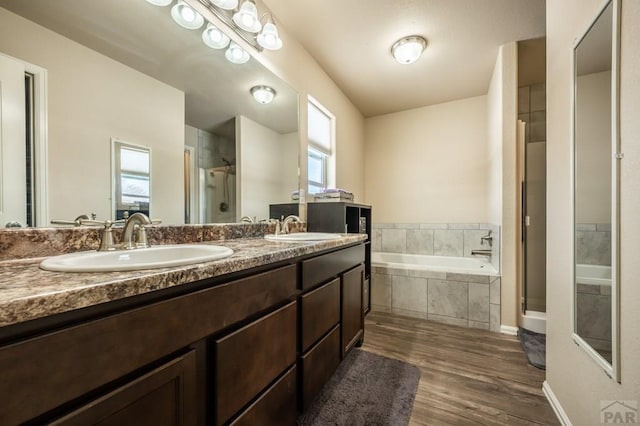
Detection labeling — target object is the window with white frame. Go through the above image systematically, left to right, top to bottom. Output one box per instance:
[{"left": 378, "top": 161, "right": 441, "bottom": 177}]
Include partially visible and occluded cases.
[
  {"left": 307, "top": 97, "right": 334, "bottom": 194},
  {"left": 112, "top": 140, "right": 151, "bottom": 217}
]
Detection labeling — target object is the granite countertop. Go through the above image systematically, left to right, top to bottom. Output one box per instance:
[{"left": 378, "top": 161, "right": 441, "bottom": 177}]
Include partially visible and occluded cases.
[{"left": 0, "top": 235, "right": 367, "bottom": 328}]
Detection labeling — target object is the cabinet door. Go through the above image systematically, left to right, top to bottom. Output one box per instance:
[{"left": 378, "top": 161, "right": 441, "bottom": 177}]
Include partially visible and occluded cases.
[
  {"left": 341, "top": 264, "right": 364, "bottom": 356},
  {"left": 214, "top": 301, "right": 297, "bottom": 425},
  {"left": 52, "top": 350, "right": 197, "bottom": 426}
]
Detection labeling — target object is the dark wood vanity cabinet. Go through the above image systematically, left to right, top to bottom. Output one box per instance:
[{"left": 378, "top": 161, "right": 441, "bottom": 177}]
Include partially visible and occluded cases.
[
  {"left": 0, "top": 243, "right": 364, "bottom": 425},
  {"left": 298, "top": 244, "right": 365, "bottom": 411},
  {"left": 51, "top": 350, "right": 198, "bottom": 426}
]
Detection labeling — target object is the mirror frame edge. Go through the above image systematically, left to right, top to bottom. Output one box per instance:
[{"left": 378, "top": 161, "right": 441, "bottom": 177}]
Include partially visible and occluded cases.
[{"left": 570, "top": 0, "right": 621, "bottom": 383}]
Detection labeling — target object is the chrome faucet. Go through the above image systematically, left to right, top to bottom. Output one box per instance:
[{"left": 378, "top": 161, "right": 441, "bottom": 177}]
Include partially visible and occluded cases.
[
  {"left": 121, "top": 212, "right": 153, "bottom": 249},
  {"left": 280, "top": 215, "right": 300, "bottom": 235},
  {"left": 240, "top": 216, "right": 256, "bottom": 224},
  {"left": 480, "top": 230, "right": 493, "bottom": 247},
  {"left": 471, "top": 249, "right": 492, "bottom": 257}
]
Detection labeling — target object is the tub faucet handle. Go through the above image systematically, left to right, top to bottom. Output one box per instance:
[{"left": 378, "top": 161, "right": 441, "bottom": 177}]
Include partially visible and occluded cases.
[{"left": 480, "top": 230, "right": 493, "bottom": 247}]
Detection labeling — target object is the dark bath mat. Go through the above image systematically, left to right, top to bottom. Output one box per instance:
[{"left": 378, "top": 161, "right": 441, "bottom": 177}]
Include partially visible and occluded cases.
[
  {"left": 518, "top": 328, "right": 546, "bottom": 370},
  {"left": 297, "top": 349, "right": 421, "bottom": 426}
]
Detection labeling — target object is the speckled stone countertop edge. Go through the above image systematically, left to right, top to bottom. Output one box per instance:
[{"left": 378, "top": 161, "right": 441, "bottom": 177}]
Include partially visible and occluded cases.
[{"left": 0, "top": 235, "right": 367, "bottom": 328}]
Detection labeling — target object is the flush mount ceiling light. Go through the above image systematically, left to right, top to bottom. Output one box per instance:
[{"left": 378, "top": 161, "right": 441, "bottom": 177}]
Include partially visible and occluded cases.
[
  {"left": 145, "top": 0, "right": 173, "bottom": 6},
  {"left": 171, "top": 0, "right": 204, "bottom": 30},
  {"left": 209, "top": 0, "right": 238, "bottom": 10},
  {"left": 233, "top": 0, "right": 262, "bottom": 33},
  {"left": 257, "top": 20, "right": 283, "bottom": 50},
  {"left": 202, "top": 23, "right": 230, "bottom": 49},
  {"left": 391, "top": 35, "right": 427, "bottom": 64},
  {"left": 225, "top": 42, "right": 250, "bottom": 64},
  {"left": 250, "top": 85, "right": 276, "bottom": 104}
]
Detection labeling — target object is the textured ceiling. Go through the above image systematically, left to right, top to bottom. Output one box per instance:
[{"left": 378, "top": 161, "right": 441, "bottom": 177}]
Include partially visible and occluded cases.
[{"left": 263, "top": 0, "right": 546, "bottom": 117}]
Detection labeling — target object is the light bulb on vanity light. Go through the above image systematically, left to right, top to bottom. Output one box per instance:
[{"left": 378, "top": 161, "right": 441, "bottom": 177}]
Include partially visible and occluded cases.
[
  {"left": 145, "top": 0, "right": 173, "bottom": 6},
  {"left": 171, "top": 0, "right": 204, "bottom": 30},
  {"left": 209, "top": 0, "right": 238, "bottom": 10},
  {"left": 232, "top": 0, "right": 262, "bottom": 33},
  {"left": 257, "top": 21, "right": 283, "bottom": 50},
  {"left": 202, "top": 23, "right": 230, "bottom": 49},
  {"left": 225, "top": 42, "right": 250, "bottom": 64},
  {"left": 250, "top": 85, "right": 276, "bottom": 104}
]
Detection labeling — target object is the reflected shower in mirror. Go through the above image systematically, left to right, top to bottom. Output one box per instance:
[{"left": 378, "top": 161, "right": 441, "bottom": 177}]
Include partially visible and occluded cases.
[
  {"left": 0, "top": 0, "right": 299, "bottom": 227},
  {"left": 573, "top": 0, "right": 619, "bottom": 377}
]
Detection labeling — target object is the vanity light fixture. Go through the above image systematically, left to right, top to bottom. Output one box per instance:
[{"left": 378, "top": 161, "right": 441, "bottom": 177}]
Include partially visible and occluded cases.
[
  {"left": 145, "top": 0, "right": 173, "bottom": 6},
  {"left": 171, "top": 0, "right": 205, "bottom": 30},
  {"left": 209, "top": 0, "right": 238, "bottom": 10},
  {"left": 232, "top": 0, "right": 262, "bottom": 33},
  {"left": 257, "top": 19, "right": 283, "bottom": 50},
  {"left": 202, "top": 23, "right": 230, "bottom": 49},
  {"left": 391, "top": 35, "right": 427, "bottom": 64},
  {"left": 225, "top": 42, "right": 250, "bottom": 64},
  {"left": 250, "top": 85, "right": 276, "bottom": 104}
]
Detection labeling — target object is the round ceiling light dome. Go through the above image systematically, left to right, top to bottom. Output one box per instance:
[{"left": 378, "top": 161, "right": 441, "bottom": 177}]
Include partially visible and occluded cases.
[
  {"left": 391, "top": 35, "right": 427, "bottom": 64},
  {"left": 250, "top": 85, "right": 276, "bottom": 104}
]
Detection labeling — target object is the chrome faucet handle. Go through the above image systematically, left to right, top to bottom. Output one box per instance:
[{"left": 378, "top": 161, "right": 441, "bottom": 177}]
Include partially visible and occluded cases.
[
  {"left": 150, "top": 219, "right": 162, "bottom": 225},
  {"left": 98, "top": 221, "right": 117, "bottom": 251},
  {"left": 134, "top": 225, "right": 150, "bottom": 249}
]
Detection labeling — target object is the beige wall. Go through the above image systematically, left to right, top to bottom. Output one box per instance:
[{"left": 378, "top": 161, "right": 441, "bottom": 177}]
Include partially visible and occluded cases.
[
  {"left": 246, "top": 0, "right": 365, "bottom": 204},
  {"left": 546, "top": 0, "right": 640, "bottom": 423},
  {"left": 0, "top": 7, "right": 185, "bottom": 225},
  {"left": 487, "top": 43, "right": 518, "bottom": 328},
  {"left": 576, "top": 71, "right": 612, "bottom": 224},
  {"left": 362, "top": 96, "right": 488, "bottom": 223},
  {"left": 237, "top": 116, "right": 298, "bottom": 220}
]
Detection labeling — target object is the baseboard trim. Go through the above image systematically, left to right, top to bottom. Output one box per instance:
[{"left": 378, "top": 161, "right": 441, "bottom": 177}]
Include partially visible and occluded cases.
[
  {"left": 500, "top": 325, "right": 518, "bottom": 335},
  {"left": 542, "top": 381, "right": 572, "bottom": 425}
]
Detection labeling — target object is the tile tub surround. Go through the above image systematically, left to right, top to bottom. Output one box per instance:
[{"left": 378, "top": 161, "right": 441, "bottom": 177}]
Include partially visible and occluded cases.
[
  {"left": 0, "top": 221, "right": 306, "bottom": 261},
  {"left": 372, "top": 223, "right": 501, "bottom": 271},
  {"left": 576, "top": 223, "right": 611, "bottom": 266},
  {"left": 0, "top": 233, "right": 365, "bottom": 327},
  {"left": 371, "top": 266, "right": 501, "bottom": 332}
]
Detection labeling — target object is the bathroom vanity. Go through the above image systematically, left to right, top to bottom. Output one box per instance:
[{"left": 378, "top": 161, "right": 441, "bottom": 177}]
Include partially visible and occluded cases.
[{"left": 0, "top": 234, "right": 366, "bottom": 425}]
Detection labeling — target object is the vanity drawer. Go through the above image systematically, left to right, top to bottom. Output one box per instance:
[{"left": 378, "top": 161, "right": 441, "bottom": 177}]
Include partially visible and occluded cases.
[
  {"left": 301, "top": 244, "right": 365, "bottom": 291},
  {"left": 0, "top": 264, "right": 296, "bottom": 425},
  {"left": 300, "top": 278, "right": 340, "bottom": 352},
  {"left": 213, "top": 301, "right": 297, "bottom": 425},
  {"left": 300, "top": 324, "right": 341, "bottom": 411},
  {"left": 229, "top": 366, "right": 297, "bottom": 426}
]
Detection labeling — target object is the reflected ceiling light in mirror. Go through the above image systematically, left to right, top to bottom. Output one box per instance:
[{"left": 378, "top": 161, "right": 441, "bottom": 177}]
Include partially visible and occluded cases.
[
  {"left": 145, "top": 0, "right": 173, "bottom": 6},
  {"left": 171, "top": 0, "right": 205, "bottom": 30},
  {"left": 209, "top": 0, "right": 238, "bottom": 10},
  {"left": 233, "top": 0, "right": 262, "bottom": 33},
  {"left": 257, "top": 21, "right": 283, "bottom": 50},
  {"left": 202, "top": 23, "right": 230, "bottom": 49},
  {"left": 391, "top": 36, "right": 427, "bottom": 64},
  {"left": 225, "top": 42, "right": 250, "bottom": 64},
  {"left": 250, "top": 85, "right": 276, "bottom": 104}
]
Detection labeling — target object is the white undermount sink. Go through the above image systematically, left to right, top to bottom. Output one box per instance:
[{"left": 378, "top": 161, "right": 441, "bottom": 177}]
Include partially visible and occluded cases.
[
  {"left": 264, "top": 232, "right": 342, "bottom": 242},
  {"left": 39, "top": 244, "right": 234, "bottom": 272}
]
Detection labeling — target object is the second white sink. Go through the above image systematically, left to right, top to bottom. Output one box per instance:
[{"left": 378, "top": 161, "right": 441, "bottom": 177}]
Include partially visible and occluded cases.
[
  {"left": 264, "top": 232, "right": 342, "bottom": 242},
  {"left": 39, "top": 244, "right": 234, "bottom": 272}
]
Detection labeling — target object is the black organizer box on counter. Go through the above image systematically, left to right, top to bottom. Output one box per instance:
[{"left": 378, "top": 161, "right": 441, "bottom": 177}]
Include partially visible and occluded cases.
[{"left": 270, "top": 202, "right": 372, "bottom": 315}]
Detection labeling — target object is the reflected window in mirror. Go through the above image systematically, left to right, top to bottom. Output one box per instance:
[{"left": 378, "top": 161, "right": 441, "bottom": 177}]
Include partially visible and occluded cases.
[
  {"left": 572, "top": 0, "right": 620, "bottom": 381},
  {"left": 307, "top": 97, "right": 334, "bottom": 194},
  {"left": 112, "top": 140, "right": 151, "bottom": 220}
]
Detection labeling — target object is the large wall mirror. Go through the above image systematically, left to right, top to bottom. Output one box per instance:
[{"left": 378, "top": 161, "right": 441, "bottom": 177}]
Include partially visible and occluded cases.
[
  {"left": 0, "top": 0, "right": 299, "bottom": 227},
  {"left": 572, "top": 0, "right": 620, "bottom": 380}
]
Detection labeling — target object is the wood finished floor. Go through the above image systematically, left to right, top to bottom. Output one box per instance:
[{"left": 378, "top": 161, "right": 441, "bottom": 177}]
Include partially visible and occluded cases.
[{"left": 361, "top": 312, "right": 559, "bottom": 425}]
